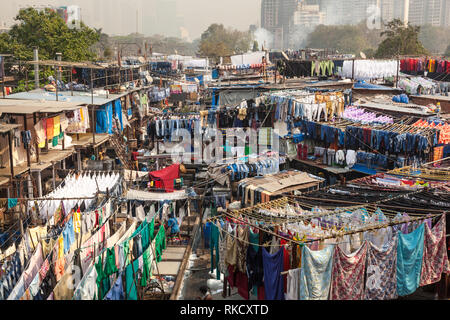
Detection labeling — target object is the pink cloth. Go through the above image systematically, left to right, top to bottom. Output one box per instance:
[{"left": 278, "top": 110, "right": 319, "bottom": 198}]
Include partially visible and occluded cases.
[
  {"left": 420, "top": 216, "right": 450, "bottom": 286},
  {"left": 330, "top": 242, "right": 368, "bottom": 300},
  {"left": 23, "top": 243, "right": 44, "bottom": 288},
  {"left": 115, "top": 245, "right": 120, "bottom": 270},
  {"left": 39, "top": 259, "right": 50, "bottom": 282}
]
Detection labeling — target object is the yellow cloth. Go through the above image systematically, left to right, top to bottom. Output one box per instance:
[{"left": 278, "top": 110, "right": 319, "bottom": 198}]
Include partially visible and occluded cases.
[
  {"left": 80, "top": 108, "right": 84, "bottom": 122},
  {"left": 237, "top": 108, "right": 247, "bottom": 120},
  {"left": 53, "top": 116, "right": 60, "bottom": 137},
  {"left": 38, "top": 140, "right": 46, "bottom": 148},
  {"left": 73, "top": 210, "right": 81, "bottom": 233},
  {"left": 28, "top": 226, "right": 47, "bottom": 249},
  {"left": 57, "top": 235, "right": 64, "bottom": 259},
  {"left": 41, "top": 238, "right": 55, "bottom": 258}
]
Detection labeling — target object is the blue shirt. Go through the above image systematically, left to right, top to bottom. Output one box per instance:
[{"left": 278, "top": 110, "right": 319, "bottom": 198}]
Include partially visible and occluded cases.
[{"left": 167, "top": 218, "right": 180, "bottom": 234}]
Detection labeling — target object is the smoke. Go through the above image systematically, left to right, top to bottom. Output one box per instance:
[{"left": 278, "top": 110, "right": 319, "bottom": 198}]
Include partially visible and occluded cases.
[
  {"left": 289, "top": 25, "right": 314, "bottom": 49},
  {"left": 253, "top": 28, "right": 274, "bottom": 50}
]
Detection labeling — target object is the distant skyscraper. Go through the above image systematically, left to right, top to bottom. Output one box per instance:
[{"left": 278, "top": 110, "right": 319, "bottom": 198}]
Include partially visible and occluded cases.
[
  {"left": 260, "top": 0, "right": 298, "bottom": 49},
  {"left": 379, "top": 0, "right": 409, "bottom": 24},
  {"left": 409, "top": 0, "right": 449, "bottom": 26}
]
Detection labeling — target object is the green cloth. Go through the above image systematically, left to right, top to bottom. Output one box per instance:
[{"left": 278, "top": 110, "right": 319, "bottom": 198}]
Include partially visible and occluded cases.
[
  {"left": 59, "top": 131, "right": 64, "bottom": 139},
  {"left": 52, "top": 136, "right": 58, "bottom": 147},
  {"left": 149, "top": 219, "right": 155, "bottom": 241},
  {"left": 141, "top": 223, "right": 150, "bottom": 252},
  {"left": 210, "top": 223, "right": 220, "bottom": 280},
  {"left": 155, "top": 226, "right": 166, "bottom": 263},
  {"left": 249, "top": 229, "right": 259, "bottom": 253},
  {"left": 123, "top": 241, "right": 131, "bottom": 266},
  {"left": 104, "top": 248, "right": 118, "bottom": 276},
  {"left": 141, "top": 248, "right": 150, "bottom": 287},
  {"left": 94, "top": 258, "right": 110, "bottom": 300},
  {"left": 125, "top": 259, "right": 140, "bottom": 300}
]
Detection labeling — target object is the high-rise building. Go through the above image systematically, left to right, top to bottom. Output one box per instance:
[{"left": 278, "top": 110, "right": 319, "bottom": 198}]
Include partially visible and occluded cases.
[
  {"left": 260, "top": 0, "right": 299, "bottom": 49},
  {"left": 289, "top": 0, "right": 325, "bottom": 48},
  {"left": 379, "top": 0, "right": 408, "bottom": 23},
  {"left": 409, "top": 0, "right": 449, "bottom": 26}
]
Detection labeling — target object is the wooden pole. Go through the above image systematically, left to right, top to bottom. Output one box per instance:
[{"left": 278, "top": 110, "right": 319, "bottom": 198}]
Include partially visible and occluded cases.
[
  {"left": 1, "top": 56, "right": 5, "bottom": 99},
  {"left": 351, "top": 59, "right": 355, "bottom": 81},
  {"left": 91, "top": 68, "right": 96, "bottom": 148},
  {"left": 33, "top": 112, "right": 39, "bottom": 163},
  {"left": 23, "top": 115, "right": 31, "bottom": 168},
  {"left": 7, "top": 131, "right": 14, "bottom": 178}
]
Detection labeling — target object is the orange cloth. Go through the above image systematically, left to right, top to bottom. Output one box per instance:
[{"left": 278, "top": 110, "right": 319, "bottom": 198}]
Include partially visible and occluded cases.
[{"left": 46, "top": 118, "right": 54, "bottom": 139}]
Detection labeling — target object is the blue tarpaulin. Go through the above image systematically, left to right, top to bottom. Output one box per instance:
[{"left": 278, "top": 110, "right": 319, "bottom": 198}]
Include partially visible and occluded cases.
[
  {"left": 114, "top": 100, "right": 123, "bottom": 131},
  {"left": 96, "top": 102, "right": 114, "bottom": 134},
  {"left": 351, "top": 164, "right": 378, "bottom": 175}
]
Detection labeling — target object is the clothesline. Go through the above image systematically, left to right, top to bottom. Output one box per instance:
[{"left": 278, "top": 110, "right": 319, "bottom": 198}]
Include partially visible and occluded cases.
[
  {"left": 236, "top": 185, "right": 432, "bottom": 223},
  {"left": 209, "top": 209, "right": 444, "bottom": 248}
]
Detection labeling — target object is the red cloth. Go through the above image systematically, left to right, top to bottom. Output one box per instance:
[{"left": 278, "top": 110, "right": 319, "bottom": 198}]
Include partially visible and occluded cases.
[
  {"left": 297, "top": 144, "right": 303, "bottom": 160},
  {"left": 302, "top": 144, "right": 308, "bottom": 160},
  {"left": 132, "top": 152, "right": 139, "bottom": 161},
  {"left": 149, "top": 164, "right": 180, "bottom": 192},
  {"left": 280, "top": 239, "right": 290, "bottom": 293},
  {"left": 227, "top": 265, "right": 236, "bottom": 288},
  {"left": 236, "top": 272, "right": 249, "bottom": 300},
  {"left": 257, "top": 285, "right": 265, "bottom": 300}
]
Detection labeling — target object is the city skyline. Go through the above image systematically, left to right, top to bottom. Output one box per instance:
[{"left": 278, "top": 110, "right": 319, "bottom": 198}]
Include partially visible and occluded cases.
[{"left": 0, "top": 0, "right": 262, "bottom": 40}]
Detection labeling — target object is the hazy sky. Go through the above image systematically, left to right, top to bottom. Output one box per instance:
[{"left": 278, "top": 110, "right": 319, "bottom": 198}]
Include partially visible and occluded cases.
[{"left": 0, "top": 0, "right": 261, "bottom": 40}]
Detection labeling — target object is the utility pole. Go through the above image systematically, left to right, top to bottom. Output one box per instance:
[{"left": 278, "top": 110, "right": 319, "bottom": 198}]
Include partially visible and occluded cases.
[{"left": 33, "top": 47, "right": 39, "bottom": 89}]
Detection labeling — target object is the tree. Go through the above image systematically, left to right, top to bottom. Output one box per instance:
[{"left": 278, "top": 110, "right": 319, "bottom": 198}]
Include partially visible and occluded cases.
[
  {"left": 0, "top": 8, "right": 99, "bottom": 61},
  {"left": 375, "top": 19, "right": 428, "bottom": 58},
  {"left": 306, "top": 22, "right": 381, "bottom": 56},
  {"left": 198, "top": 24, "right": 252, "bottom": 60},
  {"left": 419, "top": 25, "right": 450, "bottom": 55},
  {"left": 252, "top": 41, "right": 259, "bottom": 52},
  {"left": 445, "top": 44, "right": 450, "bottom": 57}
]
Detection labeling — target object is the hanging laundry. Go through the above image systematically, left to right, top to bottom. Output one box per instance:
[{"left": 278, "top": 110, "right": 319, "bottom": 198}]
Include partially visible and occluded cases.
[
  {"left": 53, "top": 116, "right": 61, "bottom": 137},
  {"left": 46, "top": 118, "right": 54, "bottom": 139},
  {"left": 7, "top": 198, "right": 18, "bottom": 209},
  {"left": 420, "top": 216, "right": 450, "bottom": 286},
  {"left": 396, "top": 224, "right": 425, "bottom": 296},
  {"left": 225, "top": 225, "right": 238, "bottom": 268},
  {"left": 236, "top": 226, "right": 249, "bottom": 274},
  {"left": 365, "top": 237, "right": 398, "bottom": 300},
  {"left": 330, "top": 243, "right": 368, "bottom": 300},
  {"left": 300, "top": 245, "right": 334, "bottom": 300},
  {"left": 262, "top": 247, "right": 285, "bottom": 300},
  {"left": 73, "top": 265, "right": 98, "bottom": 300},
  {"left": 286, "top": 268, "right": 301, "bottom": 300},
  {"left": 104, "top": 273, "right": 124, "bottom": 300}
]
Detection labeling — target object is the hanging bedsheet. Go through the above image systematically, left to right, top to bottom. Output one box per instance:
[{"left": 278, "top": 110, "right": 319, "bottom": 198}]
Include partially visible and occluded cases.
[
  {"left": 420, "top": 216, "right": 450, "bottom": 286},
  {"left": 396, "top": 224, "right": 425, "bottom": 296},
  {"left": 365, "top": 238, "right": 398, "bottom": 300},
  {"left": 330, "top": 242, "right": 368, "bottom": 300},
  {"left": 300, "top": 245, "right": 334, "bottom": 300}
]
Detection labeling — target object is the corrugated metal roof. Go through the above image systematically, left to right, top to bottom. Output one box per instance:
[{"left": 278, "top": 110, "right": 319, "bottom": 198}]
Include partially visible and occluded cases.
[
  {"left": 5, "top": 89, "right": 126, "bottom": 106},
  {"left": 0, "top": 99, "right": 83, "bottom": 114}
]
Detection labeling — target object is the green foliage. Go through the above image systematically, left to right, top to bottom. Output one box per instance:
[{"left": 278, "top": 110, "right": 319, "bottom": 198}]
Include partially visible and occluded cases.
[
  {"left": 0, "top": 8, "right": 99, "bottom": 61},
  {"left": 375, "top": 19, "right": 428, "bottom": 58},
  {"left": 306, "top": 22, "right": 381, "bottom": 56},
  {"left": 198, "top": 24, "right": 253, "bottom": 60},
  {"left": 419, "top": 25, "right": 450, "bottom": 55},
  {"left": 111, "top": 33, "right": 198, "bottom": 57},
  {"left": 252, "top": 41, "right": 259, "bottom": 52},
  {"left": 445, "top": 44, "right": 450, "bottom": 57}
]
